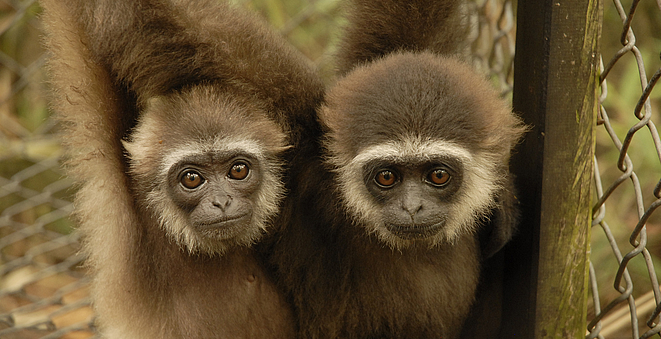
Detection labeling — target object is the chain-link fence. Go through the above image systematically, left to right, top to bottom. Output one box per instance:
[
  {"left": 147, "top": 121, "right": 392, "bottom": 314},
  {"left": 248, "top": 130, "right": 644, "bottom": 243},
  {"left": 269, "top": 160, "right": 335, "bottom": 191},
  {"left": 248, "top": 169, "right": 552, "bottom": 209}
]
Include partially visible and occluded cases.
[
  {"left": 0, "top": 0, "right": 94, "bottom": 338},
  {"left": 3, "top": 0, "right": 654, "bottom": 338},
  {"left": 587, "top": 0, "right": 661, "bottom": 338}
]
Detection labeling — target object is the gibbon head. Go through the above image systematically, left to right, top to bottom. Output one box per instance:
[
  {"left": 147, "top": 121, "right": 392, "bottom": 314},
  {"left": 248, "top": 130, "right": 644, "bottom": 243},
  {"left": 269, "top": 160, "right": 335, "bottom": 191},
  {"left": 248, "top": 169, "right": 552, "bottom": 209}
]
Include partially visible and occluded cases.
[
  {"left": 321, "top": 51, "right": 526, "bottom": 250},
  {"left": 123, "top": 85, "right": 289, "bottom": 254}
]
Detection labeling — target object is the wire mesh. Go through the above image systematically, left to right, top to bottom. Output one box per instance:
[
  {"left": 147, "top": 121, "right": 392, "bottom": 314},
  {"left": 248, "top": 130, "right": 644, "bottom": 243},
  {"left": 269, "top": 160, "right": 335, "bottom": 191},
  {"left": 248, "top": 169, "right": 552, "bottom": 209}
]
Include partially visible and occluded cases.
[
  {"left": 0, "top": 0, "right": 95, "bottom": 337},
  {"left": 587, "top": 0, "right": 661, "bottom": 338}
]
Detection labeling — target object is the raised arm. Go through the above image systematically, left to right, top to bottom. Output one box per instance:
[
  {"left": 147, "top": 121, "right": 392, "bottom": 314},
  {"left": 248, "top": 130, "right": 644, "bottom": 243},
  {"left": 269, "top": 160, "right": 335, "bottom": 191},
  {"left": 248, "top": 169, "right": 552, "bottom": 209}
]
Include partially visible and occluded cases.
[
  {"left": 48, "top": 0, "right": 323, "bottom": 133},
  {"left": 335, "top": 0, "right": 468, "bottom": 75}
]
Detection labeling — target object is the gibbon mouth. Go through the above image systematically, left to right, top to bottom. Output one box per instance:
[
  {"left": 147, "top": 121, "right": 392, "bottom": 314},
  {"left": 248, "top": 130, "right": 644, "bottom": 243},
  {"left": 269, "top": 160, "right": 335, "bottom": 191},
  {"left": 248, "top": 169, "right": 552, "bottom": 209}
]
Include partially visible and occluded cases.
[
  {"left": 194, "top": 213, "right": 252, "bottom": 230},
  {"left": 386, "top": 222, "right": 444, "bottom": 239}
]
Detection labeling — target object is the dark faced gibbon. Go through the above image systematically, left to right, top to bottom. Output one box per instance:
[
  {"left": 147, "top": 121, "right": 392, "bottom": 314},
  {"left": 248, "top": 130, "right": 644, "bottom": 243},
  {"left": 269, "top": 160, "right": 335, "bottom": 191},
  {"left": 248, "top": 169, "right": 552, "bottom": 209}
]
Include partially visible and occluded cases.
[
  {"left": 41, "top": 0, "right": 323, "bottom": 337},
  {"left": 268, "top": 0, "right": 527, "bottom": 338}
]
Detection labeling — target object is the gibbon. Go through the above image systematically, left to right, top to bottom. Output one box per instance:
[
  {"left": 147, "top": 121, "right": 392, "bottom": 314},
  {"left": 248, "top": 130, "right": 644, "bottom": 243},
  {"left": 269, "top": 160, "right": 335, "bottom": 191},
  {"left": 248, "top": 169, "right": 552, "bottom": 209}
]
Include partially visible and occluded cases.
[
  {"left": 41, "top": 0, "right": 323, "bottom": 337},
  {"left": 268, "top": 0, "right": 526, "bottom": 338}
]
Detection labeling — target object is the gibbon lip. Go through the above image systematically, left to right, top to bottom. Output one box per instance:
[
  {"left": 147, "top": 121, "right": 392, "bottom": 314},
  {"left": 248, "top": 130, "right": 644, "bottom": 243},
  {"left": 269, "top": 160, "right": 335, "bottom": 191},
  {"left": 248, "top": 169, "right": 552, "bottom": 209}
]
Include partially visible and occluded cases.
[
  {"left": 195, "top": 213, "right": 251, "bottom": 229},
  {"left": 386, "top": 222, "right": 444, "bottom": 239}
]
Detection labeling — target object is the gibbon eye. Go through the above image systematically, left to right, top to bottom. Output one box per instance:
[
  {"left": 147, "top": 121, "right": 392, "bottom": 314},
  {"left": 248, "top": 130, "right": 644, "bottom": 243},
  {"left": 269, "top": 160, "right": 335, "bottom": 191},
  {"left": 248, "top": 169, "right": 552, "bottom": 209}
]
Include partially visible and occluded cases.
[
  {"left": 228, "top": 162, "right": 249, "bottom": 180},
  {"left": 428, "top": 169, "right": 451, "bottom": 186},
  {"left": 181, "top": 170, "right": 204, "bottom": 189},
  {"left": 375, "top": 170, "right": 397, "bottom": 187}
]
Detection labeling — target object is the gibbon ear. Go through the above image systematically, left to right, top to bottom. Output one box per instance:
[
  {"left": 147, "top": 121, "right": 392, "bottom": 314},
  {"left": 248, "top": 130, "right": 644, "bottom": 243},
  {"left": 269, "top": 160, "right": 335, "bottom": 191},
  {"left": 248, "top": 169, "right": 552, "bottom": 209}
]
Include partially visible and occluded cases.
[{"left": 480, "top": 175, "right": 520, "bottom": 259}]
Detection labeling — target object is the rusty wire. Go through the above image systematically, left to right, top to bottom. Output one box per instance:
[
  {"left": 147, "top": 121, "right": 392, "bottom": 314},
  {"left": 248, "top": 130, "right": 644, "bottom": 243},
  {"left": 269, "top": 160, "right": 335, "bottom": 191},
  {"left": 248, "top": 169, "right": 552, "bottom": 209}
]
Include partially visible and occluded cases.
[{"left": 588, "top": 0, "right": 661, "bottom": 338}]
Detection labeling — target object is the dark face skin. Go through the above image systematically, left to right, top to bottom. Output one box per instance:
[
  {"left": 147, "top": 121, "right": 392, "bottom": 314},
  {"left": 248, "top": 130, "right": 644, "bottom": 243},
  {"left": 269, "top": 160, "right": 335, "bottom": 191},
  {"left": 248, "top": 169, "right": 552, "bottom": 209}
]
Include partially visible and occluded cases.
[
  {"left": 167, "top": 151, "right": 261, "bottom": 238},
  {"left": 363, "top": 156, "right": 463, "bottom": 239}
]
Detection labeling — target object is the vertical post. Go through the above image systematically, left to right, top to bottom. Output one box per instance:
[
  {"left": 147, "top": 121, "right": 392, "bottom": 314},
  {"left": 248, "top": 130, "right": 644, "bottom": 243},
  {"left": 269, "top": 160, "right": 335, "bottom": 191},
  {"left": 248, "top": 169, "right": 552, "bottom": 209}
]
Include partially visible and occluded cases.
[{"left": 501, "top": 0, "right": 602, "bottom": 337}]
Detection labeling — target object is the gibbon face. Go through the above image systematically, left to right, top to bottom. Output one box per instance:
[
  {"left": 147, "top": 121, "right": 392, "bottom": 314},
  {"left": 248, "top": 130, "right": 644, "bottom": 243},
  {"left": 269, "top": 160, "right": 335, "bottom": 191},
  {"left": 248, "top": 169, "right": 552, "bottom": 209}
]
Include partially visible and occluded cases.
[
  {"left": 321, "top": 52, "right": 524, "bottom": 249},
  {"left": 124, "top": 85, "right": 289, "bottom": 254},
  {"left": 166, "top": 147, "right": 263, "bottom": 240},
  {"left": 365, "top": 149, "right": 463, "bottom": 241}
]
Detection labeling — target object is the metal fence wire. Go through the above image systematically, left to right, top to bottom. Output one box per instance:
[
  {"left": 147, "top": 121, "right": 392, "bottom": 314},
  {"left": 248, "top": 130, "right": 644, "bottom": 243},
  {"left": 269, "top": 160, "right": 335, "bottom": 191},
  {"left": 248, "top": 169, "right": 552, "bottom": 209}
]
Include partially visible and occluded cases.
[
  {"left": 1, "top": 0, "right": 655, "bottom": 338},
  {"left": 587, "top": 0, "right": 661, "bottom": 338}
]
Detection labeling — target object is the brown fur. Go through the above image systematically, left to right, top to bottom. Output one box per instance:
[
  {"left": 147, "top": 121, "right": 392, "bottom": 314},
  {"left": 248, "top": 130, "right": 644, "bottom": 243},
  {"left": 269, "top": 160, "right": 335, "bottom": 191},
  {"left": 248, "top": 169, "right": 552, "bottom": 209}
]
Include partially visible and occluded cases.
[
  {"left": 40, "top": 0, "right": 323, "bottom": 337},
  {"left": 268, "top": 0, "right": 526, "bottom": 338},
  {"left": 335, "top": 0, "right": 469, "bottom": 75},
  {"left": 271, "top": 53, "right": 524, "bottom": 339}
]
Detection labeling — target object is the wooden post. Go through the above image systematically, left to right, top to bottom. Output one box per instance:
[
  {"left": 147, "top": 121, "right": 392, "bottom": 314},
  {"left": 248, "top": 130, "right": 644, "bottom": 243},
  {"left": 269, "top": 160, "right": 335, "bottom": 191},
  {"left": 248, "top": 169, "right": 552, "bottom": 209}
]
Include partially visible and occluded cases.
[{"left": 500, "top": 0, "right": 602, "bottom": 337}]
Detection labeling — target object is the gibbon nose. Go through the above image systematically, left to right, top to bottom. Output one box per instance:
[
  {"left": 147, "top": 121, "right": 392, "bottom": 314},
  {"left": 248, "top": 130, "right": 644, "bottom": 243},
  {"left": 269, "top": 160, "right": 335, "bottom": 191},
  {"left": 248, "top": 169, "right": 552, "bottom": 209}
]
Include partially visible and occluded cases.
[
  {"left": 401, "top": 185, "right": 424, "bottom": 218},
  {"left": 212, "top": 194, "right": 232, "bottom": 211},
  {"left": 402, "top": 200, "right": 423, "bottom": 218}
]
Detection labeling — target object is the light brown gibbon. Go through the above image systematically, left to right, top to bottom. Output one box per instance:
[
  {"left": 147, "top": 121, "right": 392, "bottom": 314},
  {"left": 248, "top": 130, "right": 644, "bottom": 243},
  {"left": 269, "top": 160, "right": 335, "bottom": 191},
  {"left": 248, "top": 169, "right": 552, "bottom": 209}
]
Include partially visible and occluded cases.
[{"left": 41, "top": 0, "right": 324, "bottom": 337}]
